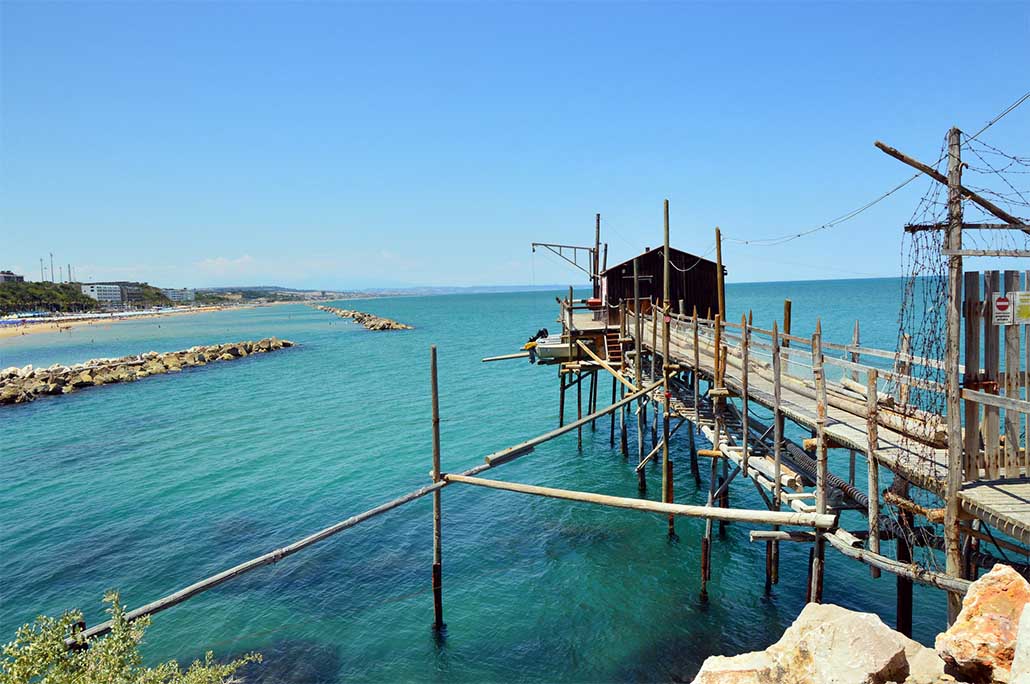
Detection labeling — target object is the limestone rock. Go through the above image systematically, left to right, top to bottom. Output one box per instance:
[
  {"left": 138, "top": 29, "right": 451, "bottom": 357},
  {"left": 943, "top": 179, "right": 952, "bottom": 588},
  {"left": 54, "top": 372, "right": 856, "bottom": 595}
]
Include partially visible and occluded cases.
[
  {"left": 937, "top": 564, "right": 1030, "bottom": 683},
  {"left": 693, "top": 603, "right": 911, "bottom": 684},
  {"left": 1011, "top": 605, "right": 1030, "bottom": 684}
]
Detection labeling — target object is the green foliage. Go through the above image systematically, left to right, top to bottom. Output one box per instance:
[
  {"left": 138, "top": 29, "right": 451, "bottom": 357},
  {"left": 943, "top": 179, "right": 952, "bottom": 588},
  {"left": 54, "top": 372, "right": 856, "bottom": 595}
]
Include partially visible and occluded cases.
[
  {"left": 0, "top": 283, "right": 99, "bottom": 315},
  {"left": 138, "top": 285, "right": 174, "bottom": 308},
  {"left": 0, "top": 592, "right": 260, "bottom": 684}
]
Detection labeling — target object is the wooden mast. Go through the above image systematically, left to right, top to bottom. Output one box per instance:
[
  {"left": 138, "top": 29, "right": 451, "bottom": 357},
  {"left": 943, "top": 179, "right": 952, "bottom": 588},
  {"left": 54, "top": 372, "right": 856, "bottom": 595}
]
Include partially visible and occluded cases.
[
  {"left": 944, "top": 126, "right": 964, "bottom": 623},
  {"left": 662, "top": 199, "right": 674, "bottom": 535},
  {"left": 430, "top": 346, "right": 444, "bottom": 630}
]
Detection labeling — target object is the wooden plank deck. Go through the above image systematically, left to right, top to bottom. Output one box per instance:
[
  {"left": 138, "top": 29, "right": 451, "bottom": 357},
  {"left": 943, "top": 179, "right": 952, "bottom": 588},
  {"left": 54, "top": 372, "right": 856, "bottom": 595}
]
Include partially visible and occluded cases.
[
  {"left": 628, "top": 313, "right": 1030, "bottom": 543},
  {"left": 959, "top": 480, "right": 1030, "bottom": 545}
]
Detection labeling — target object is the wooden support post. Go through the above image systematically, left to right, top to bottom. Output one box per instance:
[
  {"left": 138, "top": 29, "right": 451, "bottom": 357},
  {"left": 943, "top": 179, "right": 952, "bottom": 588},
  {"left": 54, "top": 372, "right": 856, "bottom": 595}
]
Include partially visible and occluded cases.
[
  {"left": 944, "top": 126, "right": 964, "bottom": 623},
  {"left": 662, "top": 198, "right": 674, "bottom": 536},
  {"left": 716, "top": 226, "right": 725, "bottom": 320},
  {"left": 634, "top": 258, "right": 645, "bottom": 492},
  {"left": 1004, "top": 270, "right": 1020, "bottom": 477},
  {"left": 984, "top": 271, "right": 1001, "bottom": 479},
  {"left": 963, "top": 272, "right": 981, "bottom": 480},
  {"left": 567, "top": 286, "right": 574, "bottom": 362},
  {"left": 651, "top": 298, "right": 658, "bottom": 381},
  {"left": 692, "top": 307, "right": 701, "bottom": 417},
  {"left": 741, "top": 313, "right": 750, "bottom": 477},
  {"left": 850, "top": 320, "right": 861, "bottom": 381},
  {"left": 770, "top": 321, "right": 783, "bottom": 587},
  {"left": 811, "top": 321, "right": 827, "bottom": 603},
  {"left": 897, "top": 333, "right": 913, "bottom": 407},
  {"left": 430, "top": 346, "right": 444, "bottom": 631},
  {"left": 866, "top": 369, "right": 881, "bottom": 579},
  {"left": 577, "top": 370, "right": 583, "bottom": 450},
  {"left": 593, "top": 370, "right": 601, "bottom": 430},
  {"left": 558, "top": 371, "right": 566, "bottom": 427},
  {"left": 610, "top": 374, "right": 617, "bottom": 447},
  {"left": 620, "top": 385, "right": 628, "bottom": 457},
  {"left": 689, "top": 423, "right": 700, "bottom": 487},
  {"left": 895, "top": 480, "right": 915, "bottom": 636}
]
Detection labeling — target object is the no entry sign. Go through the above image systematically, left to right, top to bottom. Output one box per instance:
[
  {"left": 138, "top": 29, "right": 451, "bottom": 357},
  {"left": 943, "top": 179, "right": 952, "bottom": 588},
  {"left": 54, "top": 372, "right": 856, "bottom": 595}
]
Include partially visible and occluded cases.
[{"left": 993, "top": 293, "right": 1014, "bottom": 325}]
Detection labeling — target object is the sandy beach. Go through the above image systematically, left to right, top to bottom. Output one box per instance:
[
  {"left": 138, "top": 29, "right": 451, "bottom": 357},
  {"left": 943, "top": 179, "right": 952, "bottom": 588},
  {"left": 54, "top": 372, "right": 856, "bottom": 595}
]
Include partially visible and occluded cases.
[{"left": 0, "top": 305, "right": 242, "bottom": 340}]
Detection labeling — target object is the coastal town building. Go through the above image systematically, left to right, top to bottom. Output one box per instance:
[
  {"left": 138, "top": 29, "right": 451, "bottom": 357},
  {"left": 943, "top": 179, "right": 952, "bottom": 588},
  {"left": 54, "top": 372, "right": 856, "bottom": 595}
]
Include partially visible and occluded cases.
[
  {"left": 0, "top": 270, "right": 25, "bottom": 282},
  {"left": 80, "top": 283, "right": 123, "bottom": 304},
  {"left": 119, "top": 284, "right": 144, "bottom": 305},
  {"left": 161, "top": 288, "right": 195, "bottom": 303}
]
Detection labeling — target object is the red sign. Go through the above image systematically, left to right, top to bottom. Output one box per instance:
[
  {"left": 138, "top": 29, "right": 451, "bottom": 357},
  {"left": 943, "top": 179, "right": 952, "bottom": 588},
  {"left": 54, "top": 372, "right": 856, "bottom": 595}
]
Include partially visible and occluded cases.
[{"left": 997, "top": 296, "right": 1010, "bottom": 312}]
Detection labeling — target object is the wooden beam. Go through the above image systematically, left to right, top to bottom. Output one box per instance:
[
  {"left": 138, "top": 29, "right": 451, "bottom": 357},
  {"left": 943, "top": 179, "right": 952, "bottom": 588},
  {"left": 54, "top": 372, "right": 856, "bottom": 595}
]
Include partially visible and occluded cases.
[
  {"left": 875, "top": 139, "right": 1028, "bottom": 230},
  {"left": 442, "top": 474, "right": 837, "bottom": 527},
  {"left": 824, "top": 530, "right": 970, "bottom": 595}
]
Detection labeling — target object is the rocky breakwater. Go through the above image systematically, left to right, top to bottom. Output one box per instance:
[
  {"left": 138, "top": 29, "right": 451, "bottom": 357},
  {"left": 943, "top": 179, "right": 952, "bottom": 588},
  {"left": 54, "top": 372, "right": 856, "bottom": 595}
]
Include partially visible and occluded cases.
[
  {"left": 313, "top": 305, "right": 412, "bottom": 331},
  {"left": 0, "top": 337, "right": 295, "bottom": 406},
  {"left": 693, "top": 564, "right": 1029, "bottom": 684}
]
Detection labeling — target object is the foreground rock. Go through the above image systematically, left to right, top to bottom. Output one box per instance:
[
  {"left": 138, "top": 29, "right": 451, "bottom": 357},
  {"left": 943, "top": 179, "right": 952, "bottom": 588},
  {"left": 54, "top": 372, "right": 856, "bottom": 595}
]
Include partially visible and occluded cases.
[
  {"left": 313, "top": 305, "right": 412, "bottom": 331},
  {"left": 0, "top": 338, "right": 295, "bottom": 406},
  {"left": 936, "top": 564, "right": 1030, "bottom": 683},
  {"left": 693, "top": 602, "right": 942, "bottom": 684}
]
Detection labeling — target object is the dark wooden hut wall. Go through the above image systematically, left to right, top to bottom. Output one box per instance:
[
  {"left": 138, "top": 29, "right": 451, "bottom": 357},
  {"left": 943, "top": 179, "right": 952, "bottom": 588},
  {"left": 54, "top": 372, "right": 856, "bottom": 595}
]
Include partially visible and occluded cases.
[{"left": 602, "top": 247, "right": 720, "bottom": 317}]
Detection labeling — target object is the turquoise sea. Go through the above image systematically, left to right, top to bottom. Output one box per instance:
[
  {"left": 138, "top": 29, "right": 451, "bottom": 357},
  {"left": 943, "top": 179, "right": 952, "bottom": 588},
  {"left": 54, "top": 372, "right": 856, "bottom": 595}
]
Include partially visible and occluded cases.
[{"left": 0, "top": 279, "right": 946, "bottom": 682}]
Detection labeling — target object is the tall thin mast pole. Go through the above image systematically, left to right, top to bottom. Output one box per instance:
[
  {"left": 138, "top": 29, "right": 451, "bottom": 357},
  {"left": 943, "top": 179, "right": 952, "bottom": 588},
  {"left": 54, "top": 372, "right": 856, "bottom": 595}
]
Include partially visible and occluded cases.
[
  {"left": 944, "top": 126, "right": 964, "bottom": 623},
  {"left": 662, "top": 199, "right": 674, "bottom": 535},
  {"left": 594, "top": 213, "right": 601, "bottom": 299}
]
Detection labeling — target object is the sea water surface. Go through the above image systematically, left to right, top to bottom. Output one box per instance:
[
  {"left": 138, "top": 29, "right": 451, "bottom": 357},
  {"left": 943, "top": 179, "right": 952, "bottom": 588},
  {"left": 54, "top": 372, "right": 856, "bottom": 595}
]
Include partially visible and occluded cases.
[{"left": 0, "top": 279, "right": 946, "bottom": 682}]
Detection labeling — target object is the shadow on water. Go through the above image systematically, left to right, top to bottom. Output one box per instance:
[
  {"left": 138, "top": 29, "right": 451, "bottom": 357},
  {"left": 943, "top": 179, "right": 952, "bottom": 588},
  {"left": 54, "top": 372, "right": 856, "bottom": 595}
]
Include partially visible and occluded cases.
[{"left": 234, "top": 638, "right": 342, "bottom": 684}]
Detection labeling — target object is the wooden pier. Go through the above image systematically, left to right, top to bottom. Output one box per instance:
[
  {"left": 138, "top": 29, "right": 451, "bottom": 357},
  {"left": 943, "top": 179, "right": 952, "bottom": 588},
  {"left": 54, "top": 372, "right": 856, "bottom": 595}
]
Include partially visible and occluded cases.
[{"left": 60, "top": 125, "right": 1029, "bottom": 651}]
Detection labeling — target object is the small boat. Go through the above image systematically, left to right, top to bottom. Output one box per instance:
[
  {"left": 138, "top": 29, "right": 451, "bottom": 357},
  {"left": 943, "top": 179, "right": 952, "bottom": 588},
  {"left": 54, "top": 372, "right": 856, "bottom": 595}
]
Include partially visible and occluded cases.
[{"left": 534, "top": 335, "right": 573, "bottom": 361}]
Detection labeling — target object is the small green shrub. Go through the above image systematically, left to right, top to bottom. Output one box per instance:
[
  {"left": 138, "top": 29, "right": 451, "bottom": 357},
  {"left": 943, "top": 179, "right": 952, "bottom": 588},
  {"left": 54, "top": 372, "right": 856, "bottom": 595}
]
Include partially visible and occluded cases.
[{"left": 0, "top": 592, "right": 260, "bottom": 684}]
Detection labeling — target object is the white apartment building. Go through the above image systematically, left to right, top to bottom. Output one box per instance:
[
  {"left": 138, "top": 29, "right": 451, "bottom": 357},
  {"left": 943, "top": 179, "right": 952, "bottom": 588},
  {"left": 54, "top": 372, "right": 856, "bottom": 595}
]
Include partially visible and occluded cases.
[
  {"left": 81, "top": 283, "right": 123, "bottom": 304},
  {"left": 162, "top": 288, "right": 195, "bottom": 303}
]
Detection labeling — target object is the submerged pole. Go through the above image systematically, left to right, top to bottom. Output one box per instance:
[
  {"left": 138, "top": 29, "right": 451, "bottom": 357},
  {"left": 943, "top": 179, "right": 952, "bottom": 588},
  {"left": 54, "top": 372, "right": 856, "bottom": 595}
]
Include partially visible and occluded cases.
[{"left": 430, "top": 346, "right": 444, "bottom": 631}]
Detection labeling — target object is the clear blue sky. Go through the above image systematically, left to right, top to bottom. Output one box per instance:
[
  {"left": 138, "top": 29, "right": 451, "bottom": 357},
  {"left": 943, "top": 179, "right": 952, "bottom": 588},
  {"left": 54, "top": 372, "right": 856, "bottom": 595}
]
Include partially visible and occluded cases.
[{"left": 2, "top": 1, "right": 1028, "bottom": 289}]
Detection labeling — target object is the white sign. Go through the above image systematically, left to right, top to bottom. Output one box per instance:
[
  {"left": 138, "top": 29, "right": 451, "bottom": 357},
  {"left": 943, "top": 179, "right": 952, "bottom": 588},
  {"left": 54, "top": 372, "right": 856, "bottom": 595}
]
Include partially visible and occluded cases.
[
  {"left": 1015, "top": 291, "right": 1030, "bottom": 324},
  {"left": 993, "top": 293, "right": 1014, "bottom": 325}
]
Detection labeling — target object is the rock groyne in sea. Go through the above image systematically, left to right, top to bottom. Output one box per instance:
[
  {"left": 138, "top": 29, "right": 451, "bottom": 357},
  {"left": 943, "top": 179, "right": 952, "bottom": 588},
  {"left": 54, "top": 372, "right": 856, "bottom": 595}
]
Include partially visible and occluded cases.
[
  {"left": 314, "top": 305, "right": 412, "bottom": 331},
  {"left": 0, "top": 337, "right": 295, "bottom": 406}
]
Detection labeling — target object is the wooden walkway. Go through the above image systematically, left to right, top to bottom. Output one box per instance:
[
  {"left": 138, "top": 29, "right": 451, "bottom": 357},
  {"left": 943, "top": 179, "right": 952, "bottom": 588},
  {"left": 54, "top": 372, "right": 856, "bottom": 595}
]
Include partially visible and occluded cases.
[{"left": 627, "top": 312, "right": 1030, "bottom": 546}]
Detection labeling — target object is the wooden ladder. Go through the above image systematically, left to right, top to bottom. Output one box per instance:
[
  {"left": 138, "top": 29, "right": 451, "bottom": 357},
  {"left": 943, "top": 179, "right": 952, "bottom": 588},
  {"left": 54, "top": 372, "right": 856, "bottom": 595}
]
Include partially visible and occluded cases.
[{"left": 604, "top": 331, "right": 623, "bottom": 367}]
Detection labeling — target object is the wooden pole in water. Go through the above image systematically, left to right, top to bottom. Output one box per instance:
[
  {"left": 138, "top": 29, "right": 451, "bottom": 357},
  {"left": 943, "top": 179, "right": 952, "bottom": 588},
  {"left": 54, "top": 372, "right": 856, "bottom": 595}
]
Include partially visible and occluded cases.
[
  {"left": 944, "top": 126, "right": 964, "bottom": 623},
  {"left": 662, "top": 199, "right": 674, "bottom": 535},
  {"left": 715, "top": 227, "right": 725, "bottom": 320},
  {"left": 634, "top": 258, "right": 646, "bottom": 492},
  {"left": 568, "top": 286, "right": 575, "bottom": 362},
  {"left": 691, "top": 308, "right": 702, "bottom": 486},
  {"left": 741, "top": 313, "right": 750, "bottom": 477},
  {"left": 769, "top": 321, "right": 783, "bottom": 588},
  {"left": 811, "top": 321, "right": 827, "bottom": 602},
  {"left": 430, "top": 346, "right": 444, "bottom": 630},
  {"left": 866, "top": 368, "right": 881, "bottom": 580},
  {"left": 577, "top": 370, "right": 583, "bottom": 450},
  {"left": 593, "top": 370, "right": 601, "bottom": 430},
  {"left": 558, "top": 371, "right": 566, "bottom": 427},
  {"left": 610, "top": 374, "right": 617, "bottom": 446}
]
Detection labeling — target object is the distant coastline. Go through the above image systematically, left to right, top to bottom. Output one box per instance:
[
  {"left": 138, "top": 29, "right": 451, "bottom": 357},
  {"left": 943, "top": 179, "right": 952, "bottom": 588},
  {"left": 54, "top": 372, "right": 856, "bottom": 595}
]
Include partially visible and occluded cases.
[{"left": 0, "top": 304, "right": 262, "bottom": 340}]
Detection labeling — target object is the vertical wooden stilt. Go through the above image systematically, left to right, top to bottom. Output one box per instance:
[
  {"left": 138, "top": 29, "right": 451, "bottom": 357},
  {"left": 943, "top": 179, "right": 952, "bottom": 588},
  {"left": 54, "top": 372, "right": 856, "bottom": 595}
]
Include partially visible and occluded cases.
[
  {"left": 944, "top": 126, "right": 965, "bottom": 623},
  {"left": 662, "top": 198, "right": 674, "bottom": 536},
  {"left": 692, "top": 308, "right": 701, "bottom": 423},
  {"left": 741, "top": 313, "right": 750, "bottom": 477},
  {"left": 811, "top": 321, "right": 827, "bottom": 603},
  {"left": 771, "top": 322, "right": 782, "bottom": 586},
  {"left": 430, "top": 346, "right": 444, "bottom": 631},
  {"left": 866, "top": 369, "right": 881, "bottom": 579},
  {"left": 576, "top": 370, "right": 583, "bottom": 449},
  {"left": 593, "top": 370, "right": 601, "bottom": 430},
  {"left": 558, "top": 371, "right": 566, "bottom": 427},
  {"left": 610, "top": 374, "right": 617, "bottom": 446},
  {"left": 620, "top": 383, "right": 628, "bottom": 457},
  {"left": 689, "top": 424, "right": 700, "bottom": 487},
  {"left": 896, "top": 479, "right": 915, "bottom": 636}
]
